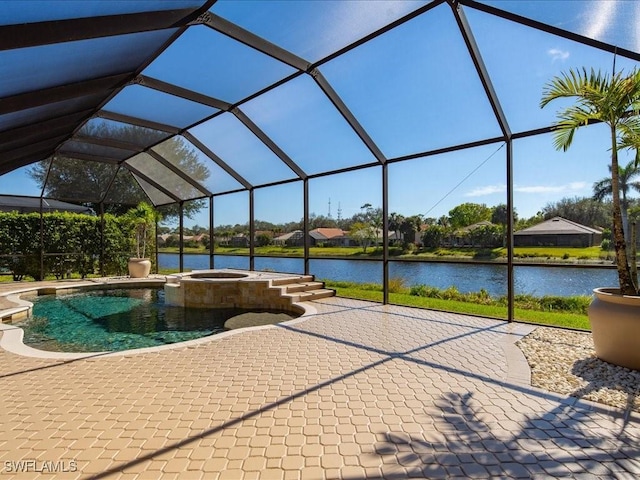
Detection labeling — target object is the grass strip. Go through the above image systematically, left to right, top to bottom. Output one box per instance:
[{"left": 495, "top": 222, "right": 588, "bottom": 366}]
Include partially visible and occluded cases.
[{"left": 326, "top": 281, "right": 590, "bottom": 330}]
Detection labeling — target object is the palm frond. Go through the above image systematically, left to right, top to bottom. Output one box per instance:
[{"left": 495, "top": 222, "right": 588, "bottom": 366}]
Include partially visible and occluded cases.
[
  {"left": 540, "top": 68, "right": 590, "bottom": 108},
  {"left": 618, "top": 116, "right": 640, "bottom": 151},
  {"left": 592, "top": 177, "right": 612, "bottom": 201}
]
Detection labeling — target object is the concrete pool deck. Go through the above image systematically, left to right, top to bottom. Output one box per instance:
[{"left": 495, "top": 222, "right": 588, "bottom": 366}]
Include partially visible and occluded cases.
[{"left": 0, "top": 278, "right": 639, "bottom": 479}]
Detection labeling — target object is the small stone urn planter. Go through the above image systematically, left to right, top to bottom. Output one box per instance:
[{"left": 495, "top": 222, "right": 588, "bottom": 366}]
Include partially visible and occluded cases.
[
  {"left": 124, "top": 202, "right": 156, "bottom": 279},
  {"left": 128, "top": 258, "right": 151, "bottom": 278},
  {"left": 588, "top": 288, "right": 640, "bottom": 371}
]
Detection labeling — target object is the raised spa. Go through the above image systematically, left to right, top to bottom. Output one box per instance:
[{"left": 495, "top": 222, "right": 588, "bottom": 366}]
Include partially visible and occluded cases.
[{"left": 163, "top": 269, "right": 330, "bottom": 314}]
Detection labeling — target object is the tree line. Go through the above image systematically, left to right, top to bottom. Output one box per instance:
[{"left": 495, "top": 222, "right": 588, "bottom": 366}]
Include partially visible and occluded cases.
[{"left": 166, "top": 195, "right": 626, "bottom": 249}]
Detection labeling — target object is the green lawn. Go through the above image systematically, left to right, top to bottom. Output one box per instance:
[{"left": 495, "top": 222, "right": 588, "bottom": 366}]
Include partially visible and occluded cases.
[
  {"left": 160, "top": 244, "right": 613, "bottom": 262},
  {"left": 326, "top": 281, "right": 590, "bottom": 330}
]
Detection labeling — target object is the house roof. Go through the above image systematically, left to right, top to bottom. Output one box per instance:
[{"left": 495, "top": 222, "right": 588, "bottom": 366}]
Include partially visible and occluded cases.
[
  {"left": 0, "top": 195, "right": 92, "bottom": 214},
  {"left": 514, "top": 217, "right": 602, "bottom": 236},
  {"left": 456, "top": 220, "right": 494, "bottom": 234},
  {"left": 309, "top": 228, "right": 346, "bottom": 240},
  {"left": 273, "top": 230, "right": 303, "bottom": 241}
]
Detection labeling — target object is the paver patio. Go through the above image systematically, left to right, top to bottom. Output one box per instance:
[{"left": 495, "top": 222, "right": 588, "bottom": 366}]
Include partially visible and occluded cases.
[{"left": 0, "top": 281, "right": 639, "bottom": 479}]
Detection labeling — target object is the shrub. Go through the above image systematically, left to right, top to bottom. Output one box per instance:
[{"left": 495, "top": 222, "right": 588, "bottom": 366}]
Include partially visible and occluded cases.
[
  {"left": 0, "top": 211, "right": 130, "bottom": 280},
  {"left": 403, "top": 243, "right": 416, "bottom": 254},
  {"left": 388, "top": 277, "right": 406, "bottom": 293},
  {"left": 410, "top": 284, "right": 438, "bottom": 297}
]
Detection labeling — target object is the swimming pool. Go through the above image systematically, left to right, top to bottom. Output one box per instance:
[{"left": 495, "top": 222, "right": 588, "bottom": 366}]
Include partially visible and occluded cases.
[{"left": 16, "top": 288, "right": 297, "bottom": 353}]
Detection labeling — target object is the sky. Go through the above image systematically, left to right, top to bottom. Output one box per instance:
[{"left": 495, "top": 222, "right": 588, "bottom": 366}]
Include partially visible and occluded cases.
[{"left": 1, "top": 0, "right": 640, "bottom": 229}]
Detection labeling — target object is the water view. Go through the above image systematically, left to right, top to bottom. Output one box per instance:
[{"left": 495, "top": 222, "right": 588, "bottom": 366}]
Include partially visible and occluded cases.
[{"left": 160, "top": 254, "right": 617, "bottom": 298}]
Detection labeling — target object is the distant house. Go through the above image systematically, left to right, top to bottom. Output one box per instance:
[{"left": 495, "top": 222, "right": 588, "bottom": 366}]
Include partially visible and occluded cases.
[
  {"left": 514, "top": 217, "right": 602, "bottom": 247},
  {"left": 453, "top": 220, "right": 496, "bottom": 247},
  {"left": 273, "top": 228, "right": 349, "bottom": 247},
  {"left": 309, "top": 228, "right": 348, "bottom": 246},
  {"left": 273, "top": 230, "right": 304, "bottom": 247},
  {"left": 156, "top": 233, "right": 173, "bottom": 246},
  {"left": 157, "top": 233, "right": 208, "bottom": 247},
  {"left": 230, "top": 233, "right": 249, "bottom": 247}
]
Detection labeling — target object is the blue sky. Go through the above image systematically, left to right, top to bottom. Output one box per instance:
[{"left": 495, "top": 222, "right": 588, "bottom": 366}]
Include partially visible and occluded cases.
[{"left": 1, "top": 0, "right": 639, "bottom": 229}]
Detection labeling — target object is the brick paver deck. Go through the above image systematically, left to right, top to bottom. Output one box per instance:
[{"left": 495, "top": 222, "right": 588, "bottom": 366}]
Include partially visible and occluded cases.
[{"left": 1, "top": 282, "right": 639, "bottom": 479}]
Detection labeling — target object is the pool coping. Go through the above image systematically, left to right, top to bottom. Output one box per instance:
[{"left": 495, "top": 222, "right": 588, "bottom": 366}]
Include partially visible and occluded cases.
[{"left": 0, "top": 276, "right": 318, "bottom": 360}]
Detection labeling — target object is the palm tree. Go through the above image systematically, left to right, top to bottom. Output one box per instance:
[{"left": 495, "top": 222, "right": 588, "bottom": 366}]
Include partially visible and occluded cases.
[
  {"left": 540, "top": 67, "right": 640, "bottom": 295},
  {"left": 592, "top": 160, "right": 640, "bottom": 244},
  {"left": 388, "top": 212, "right": 404, "bottom": 245}
]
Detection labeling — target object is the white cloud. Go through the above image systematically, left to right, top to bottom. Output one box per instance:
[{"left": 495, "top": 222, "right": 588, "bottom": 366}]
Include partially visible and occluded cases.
[
  {"left": 547, "top": 48, "right": 569, "bottom": 62},
  {"left": 515, "top": 181, "right": 587, "bottom": 194},
  {"left": 466, "top": 182, "right": 587, "bottom": 196},
  {"left": 465, "top": 184, "right": 505, "bottom": 197}
]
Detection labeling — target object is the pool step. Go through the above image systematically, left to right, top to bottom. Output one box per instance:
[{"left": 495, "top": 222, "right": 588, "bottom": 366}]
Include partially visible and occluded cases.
[
  {"left": 270, "top": 275, "right": 315, "bottom": 287},
  {"left": 270, "top": 276, "right": 335, "bottom": 303},
  {"left": 284, "top": 281, "right": 325, "bottom": 293},
  {"left": 284, "top": 288, "right": 335, "bottom": 303}
]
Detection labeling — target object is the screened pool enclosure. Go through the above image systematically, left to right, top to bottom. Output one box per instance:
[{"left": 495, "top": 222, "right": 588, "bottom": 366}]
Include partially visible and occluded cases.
[{"left": 1, "top": 0, "right": 639, "bottom": 321}]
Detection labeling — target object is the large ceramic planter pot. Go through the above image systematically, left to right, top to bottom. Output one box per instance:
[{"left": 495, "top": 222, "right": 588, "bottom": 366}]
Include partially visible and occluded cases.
[
  {"left": 128, "top": 258, "right": 151, "bottom": 278},
  {"left": 588, "top": 287, "right": 640, "bottom": 370}
]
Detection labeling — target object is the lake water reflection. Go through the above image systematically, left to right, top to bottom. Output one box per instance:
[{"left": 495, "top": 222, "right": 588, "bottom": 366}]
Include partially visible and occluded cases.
[{"left": 160, "top": 253, "right": 617, "bottom": 297}]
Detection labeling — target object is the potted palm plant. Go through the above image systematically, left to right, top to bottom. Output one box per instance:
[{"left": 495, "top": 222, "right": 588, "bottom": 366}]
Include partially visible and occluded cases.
[
  {"left": 541, "top": 67, "right": 640, "bottom": 370},
  {"left": 124, "top": 202, "right": 157, "bottom": 278}
]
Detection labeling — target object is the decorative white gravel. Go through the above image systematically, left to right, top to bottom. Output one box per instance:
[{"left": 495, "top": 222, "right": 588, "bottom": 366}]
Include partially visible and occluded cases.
[{"left": 517, "top": 327, "right": 640, "bottom": 413}]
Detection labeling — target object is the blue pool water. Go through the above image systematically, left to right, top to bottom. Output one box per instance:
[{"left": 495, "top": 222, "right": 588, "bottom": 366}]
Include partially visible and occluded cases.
[{"left": 18, "top": 288, "right": 294, "bottom": 353}]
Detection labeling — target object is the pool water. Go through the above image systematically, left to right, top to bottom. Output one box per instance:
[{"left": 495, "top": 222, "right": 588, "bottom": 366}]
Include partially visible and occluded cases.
[{"left": 17, "top": 288, "right": 295, "bottom": 353}]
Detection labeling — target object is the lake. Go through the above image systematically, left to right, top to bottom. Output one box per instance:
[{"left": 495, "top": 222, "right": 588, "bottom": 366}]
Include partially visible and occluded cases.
[{"left": 159, "top": 253, "right": 618, "bottom": 298}]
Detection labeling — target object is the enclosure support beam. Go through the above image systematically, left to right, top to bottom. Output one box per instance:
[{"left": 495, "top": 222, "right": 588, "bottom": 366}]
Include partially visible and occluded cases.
[
  {"left": 453, "top": 0, "right": 516, "bottom": 320},
  {"left": 460, "top": 0, "right": 640, "bottom": 63},
  {"left": 451, "top": 1, "right": 511, "bottom": 140},
  {"left": 0, "top": 8, "right": 200, "bottom": 51},
  {"left": 198, "top": 13, "right": 310, "bottom": 72},
  {"left": 312, "top": 70, "right": 387, "bottom": 165},
  {"left": 0, "top": 73, "right": 131, "bottom": 115},
  {"left": 136, "top": 75, "right": 232, "bottom": 111},
  {"left": 233, "top": 108, "right": 307, "bottom": 180},
  {"left": 0, "top": 110, "right": 93, "bottom": 148},
  {"left": 98, "top": 111, "right": 180, "bottom": 134},
  {"left": 182, "top": 132, "right": 252, "bottom": 190},
  {"left": 72, "top": 134, "right": 143, "bottom": 153},
  {"left": 506, "top": 139, "right": 515, "bottom": 322},
  {"left": 147, "top": 149, "right": 212, "bottom": 197},
  {"left": 382, "top": 163, "right": 389, "bottom": 305},
  {"left": 124, "top": 164, "right": 181, "bottom": 203},
  {"left": 304, "top": 179, "right": 310, "bottom": 275},
  {"left": 249, "top": 189, "right": 255, "bottom": 271},
  {"left": 209, "top": 196, "right": 214, "bottom": 269},
  {"left": 39, "top": 198, "right": 44, "bottom": 282},
  {"left": 179, "top": 202, "right": 184, "bottom": 273},
  {"left": 99, "top": 203, "right": 105, "bottom": 277},
  {"left": 154, "top": 213, "right": 159, "bottom": 275}
]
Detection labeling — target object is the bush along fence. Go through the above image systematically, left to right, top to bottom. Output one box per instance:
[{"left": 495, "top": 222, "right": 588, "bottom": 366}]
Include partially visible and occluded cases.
[{"left": 0, "top": 211, "right": 149, "bottom": 281}]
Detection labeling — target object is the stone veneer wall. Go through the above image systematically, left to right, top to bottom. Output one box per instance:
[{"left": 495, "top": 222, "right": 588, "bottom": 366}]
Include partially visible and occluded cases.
[{"left": 164, "top": 279, "right": 299, "bottom": 313}]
